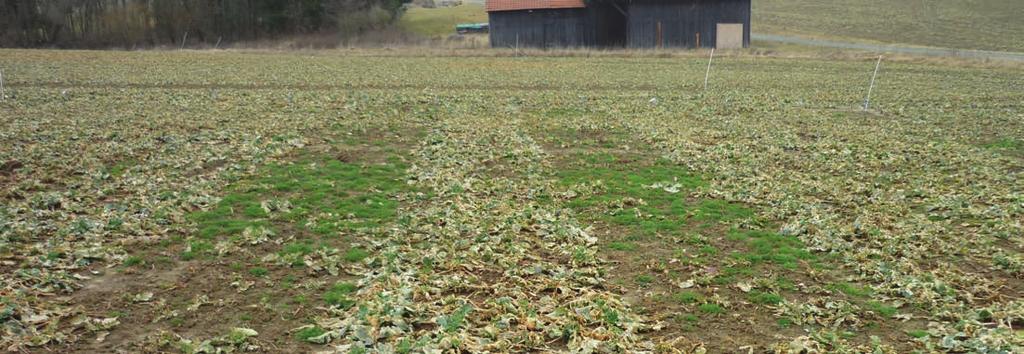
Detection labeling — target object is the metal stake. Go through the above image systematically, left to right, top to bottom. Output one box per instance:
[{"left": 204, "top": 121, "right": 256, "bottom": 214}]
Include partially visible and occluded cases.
[
  {"left": 704, "top": 48, "right": 715, "bottom": 91},
  {"left": 864, "top": 55, "right": 882, "bottom": 110}
]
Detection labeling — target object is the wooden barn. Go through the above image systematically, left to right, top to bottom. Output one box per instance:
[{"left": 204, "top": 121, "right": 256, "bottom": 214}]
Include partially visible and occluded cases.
[{"left": 486, "top": 0, "right": 750, "bottom": 49}]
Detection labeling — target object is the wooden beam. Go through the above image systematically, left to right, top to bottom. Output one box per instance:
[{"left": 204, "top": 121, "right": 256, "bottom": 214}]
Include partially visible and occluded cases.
[
  {"left": 608, "top": 1, "right": 627, "bottom": 16},
  {"left": 657, "top": 21, "right": 663, "bottom": 48}
]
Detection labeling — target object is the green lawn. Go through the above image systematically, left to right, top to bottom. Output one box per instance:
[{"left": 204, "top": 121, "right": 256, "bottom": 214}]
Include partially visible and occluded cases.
[
  {"left": 754, "top": 0, "right": 1024, "bottom": 52},
  {"left": 398, "top": 4, "right": 488, "bottom": 38}
]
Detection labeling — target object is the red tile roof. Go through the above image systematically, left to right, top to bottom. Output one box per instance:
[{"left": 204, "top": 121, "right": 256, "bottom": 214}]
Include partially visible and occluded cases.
[{"left": 486, "top": 0, "right": 586, "bottom": 12}]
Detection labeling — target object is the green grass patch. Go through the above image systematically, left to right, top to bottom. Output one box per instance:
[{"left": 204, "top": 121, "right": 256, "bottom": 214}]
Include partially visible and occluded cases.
[
  {"left": 397, "top": 4, "right": 487, "bottom": 38},
  {"left": 983, "top": 138, "right": 1024, "bottom": 155},
  {"left": 984, "top": 138, "right": 1023, "bottom": 150},
  {"left": 187, "top": 155, "right": 408, "bottom": 252},
  {"left": 556, "top": 159, "right": 711, "bottom": 236},
  {"left": 107, "top": 160, "right": 135, "bottom": 177},
  {"left": 690, "top": 200, "right": 754, "bottom": 222},
  {"left": 106, "top": 218, "right": 124, "bottom": 231},
  {"left": 728, "top": 230, "right": 814, "bottom": 269},
  {"left": 181, "top": 240, "right": 214, "bottom": 260},
  {"left": 607, "top": 241, "right": 637, "bottom": 251},
  {"left": 277, "top": 242, "right": 314, "bottom": 267},
  {"left": 282, "top": 242, "right": 313, "bottom": 255},
  {"left": 698, "top": 245, "right": 719, "bottom": 255},
  {"left": 344, "top": 247, "right": 370, "bottom": 262},
  {"left": 571, "top": 247, "right": 594, "bottom": 264},
  {"left": 123, "top": 255, "right": 144, "bottom": 267},
  {"left": 718, "top": 265, "right": 755, "bottom": 280},
  {"left": 249, "top": 267, "right": 269, "bottom": 277},
  {"left": 635, "top": 274, "right": 655, "bottom": 286},
  {"left": 774, "top": 277, "right": 797, "bottom": 291},
  {"left": 323, "top": 282, "right": 358, "bottom": 309},
  {"left": 830, "top": 282, "right": 873, "bottom": 297},
  {"left": 747, "top": 290, "right": 784, "bottom": 305},
  {"left": 672, "top": 291, "right": 704, "bottom": 304},
  {"left": 867, "top": 301, "right": 898, "bottom": 318},
  {"left": 600, "top": 303, "right": 620, "bottom": 327},
  {"left": 698, "top": 303, "right": 724, "bottom": 315},
  {"left": 438, "top": 304, "right": 473, "bottom": 333},
  {"left": 674, "top": 313, "right": 699, "bottom": 330},
  {"left": 295, "top": 326, "right": 327, "bottom": 342},
  {"left": 907, "top": 329, "right": 929, "bottom": 339}
]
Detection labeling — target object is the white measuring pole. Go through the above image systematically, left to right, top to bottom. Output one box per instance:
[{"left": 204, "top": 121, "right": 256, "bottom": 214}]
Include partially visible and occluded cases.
[
  {"left": 180, "top": 31, "right": 189, "bottom": 50},
  {"left": 515, "top": 34, "right": 520, "bottom": 57},
  {"left": 214, "top": 36, "right": 222, "bottom": 50},
  {"left": 703, "top": 48, "right": 715, "bottom": 91},
  {"left": 863, "top": 55, "right": 882, "bottom": 110},
  {"left": 0, "top": 69, "right": 5, "bottom": 101}
]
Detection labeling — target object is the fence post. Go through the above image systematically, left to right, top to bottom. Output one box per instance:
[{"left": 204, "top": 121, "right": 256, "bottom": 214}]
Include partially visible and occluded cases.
[
  {"left": 656, "top": 21, "right": 663, "bottom": 49},
  {"left": 180, "top": 31, "right": 189, "bottom": 50},
  {"left": 215, "top": 36, "right": 222, "bottom": 50},
  {"left": 704, "top": 48, "right": 715, "bottom": 91},
  {"left": 863, "top": 55, "right": 882, "bottom": 110},
  {"left": 0, "top": 69, "right": 5, "bottom": 101}
]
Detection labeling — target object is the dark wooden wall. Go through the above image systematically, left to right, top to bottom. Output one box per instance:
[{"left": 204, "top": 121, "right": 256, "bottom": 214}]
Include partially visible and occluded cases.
[
  {"left": 488, "top": 0, "right": 751, "bottom": 49},
  {"left": 626, "top": 0, "right": 751, "bottom": 48},
  {"left": 592, "top": 4, "right": 628, "bottom": 47},
  {"left": 488, "top": 5, "right": 627, "bottom": 48},
  {"left": 488, "top": 9, "right": 595, "bottom": 48}
]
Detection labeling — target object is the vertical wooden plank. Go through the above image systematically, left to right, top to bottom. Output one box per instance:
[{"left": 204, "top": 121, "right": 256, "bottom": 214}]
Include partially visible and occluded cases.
[{"left": 656, "top": 21, "right": 663, "bottom": 48}]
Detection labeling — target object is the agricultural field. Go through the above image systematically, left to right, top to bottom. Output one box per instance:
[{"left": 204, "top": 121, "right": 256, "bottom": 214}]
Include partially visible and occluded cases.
[{"left": 0, "top": 49, "right": 1022, "bottom": 353}]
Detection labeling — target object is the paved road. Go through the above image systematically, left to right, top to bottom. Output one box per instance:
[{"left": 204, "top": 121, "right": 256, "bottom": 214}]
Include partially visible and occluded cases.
[{"left": 753, "top": 33, "right": 1024, "bottom": 62}]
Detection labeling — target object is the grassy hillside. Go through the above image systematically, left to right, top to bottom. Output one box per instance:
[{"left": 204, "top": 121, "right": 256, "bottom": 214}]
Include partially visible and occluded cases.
[
  {"left": 754, "top": 0, "right": 1024, "bottom": 52},
  {"left": 398, "top": 4, "right": 488, "bottom": 38}
]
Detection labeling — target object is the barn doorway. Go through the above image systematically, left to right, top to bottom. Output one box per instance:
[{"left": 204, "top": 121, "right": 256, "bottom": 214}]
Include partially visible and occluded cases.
[
  {"left": 592, "top": 2, "right": 627, "bottom": 47},
  {"left": 716, "top": 23, "right": 744, "bottom": 49}
]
